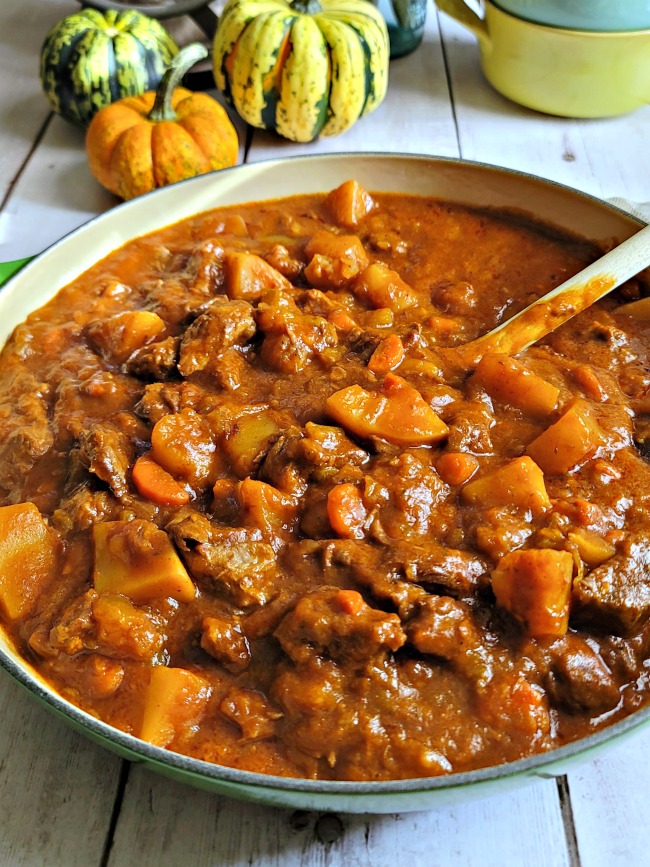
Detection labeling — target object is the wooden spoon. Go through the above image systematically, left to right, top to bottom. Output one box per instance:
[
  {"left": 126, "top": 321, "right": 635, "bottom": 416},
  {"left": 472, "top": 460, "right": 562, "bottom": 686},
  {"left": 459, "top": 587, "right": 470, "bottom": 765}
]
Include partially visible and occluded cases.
[{"left": 456, "top": 221, "right": 650, "bottom": 367}]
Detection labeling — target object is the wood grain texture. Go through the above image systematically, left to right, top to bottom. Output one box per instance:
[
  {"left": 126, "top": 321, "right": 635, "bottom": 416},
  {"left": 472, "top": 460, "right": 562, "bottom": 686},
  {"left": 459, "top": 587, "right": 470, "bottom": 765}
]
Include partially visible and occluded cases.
[
  {"left": 0, "top": 0, "right": 77, "bottom": 203},
  {"left": 0, "top": 673, "right": 122, "bottom": 866},
  {"left": 107, "top": 766, "right": 570, "bottom": 867}
]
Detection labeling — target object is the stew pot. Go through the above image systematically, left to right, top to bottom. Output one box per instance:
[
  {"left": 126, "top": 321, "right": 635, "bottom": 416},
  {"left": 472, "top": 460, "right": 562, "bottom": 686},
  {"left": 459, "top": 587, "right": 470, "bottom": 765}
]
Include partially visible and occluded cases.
[{"left": 0, "top": 153, "right": 647, "bottom": 813}]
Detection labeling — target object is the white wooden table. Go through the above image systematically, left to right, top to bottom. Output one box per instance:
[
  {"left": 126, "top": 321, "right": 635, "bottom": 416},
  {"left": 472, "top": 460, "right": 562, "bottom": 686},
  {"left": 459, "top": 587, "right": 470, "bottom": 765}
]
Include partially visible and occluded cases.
[{"left": 2, "top": 2, "right": 650, "bottom": 864}]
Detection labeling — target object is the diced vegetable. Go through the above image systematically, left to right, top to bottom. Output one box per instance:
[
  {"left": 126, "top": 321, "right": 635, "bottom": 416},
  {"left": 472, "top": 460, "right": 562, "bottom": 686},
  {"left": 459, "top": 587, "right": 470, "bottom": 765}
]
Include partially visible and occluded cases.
[
  {"left": 325, "top": 180, "right": 375, "bottom": 228},
  {"left": 303, "top": 230, "right": 369, "bottom": 288},
  {"left": 224, "top": 251, "right": 290, "bottom": 300},
  {"left": 352, "top": 263, "right": 419, "bottom": 312},
  {"left": 617, "top": 296, "right": 650, "bottom": 320},
  {"left": 87, "top": 310, "right": 167, "bottom": 364},
  {"left": 368, "top": 334, "right": 405, "bottom": 374},
  {"left": 472, "top": 353, "right": 559, "bottom": 417},
  {"left": 571, "top": 365, "right": 607, "bottom": 401},
  {"left": 326, "top": 373, "right": 449, "bottom": 446},
  {"left": 526, "top": 400, "right": 605, "bottom": 475},
  {"left": 150, "top": 408, "right": 217, "bottom": 487},
  {"left": 223, "top": 411, "right": 280, "bottom": 477},
  {"left": 436, "top": 452, "right": 479, "bottom": 486},
  {"left": 132, "top": 454, "right": 190, "bottom": 506},
  {"left": 461, "top": 456, "right": 551, "bottom": 515},
  {"left": 238, "top": 478, "right": 298, "bottom": 540},
  {"left": 327, "top": 483, "right": 368, "bottom": 539},
  {"left": 0, "top": 503, "right": 58, "bottom": 621},
  {"left": 93, "top": 520, "right": 196, "bottom": 603},
  {"left": 568, "top": 528, "right": 616, "bottom": 567},
  {"left": 491, "top": 548, "right": 574, "bottom": 638},
  {"left": 93, "top": 594, "right": 164, "bottom": 661},
  {"left": 140, "top": 666, "right": 210, "bottom": 748}
]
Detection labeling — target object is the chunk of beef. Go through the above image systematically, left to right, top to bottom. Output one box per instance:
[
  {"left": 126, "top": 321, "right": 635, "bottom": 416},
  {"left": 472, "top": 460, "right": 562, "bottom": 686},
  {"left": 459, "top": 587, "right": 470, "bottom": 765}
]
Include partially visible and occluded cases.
[
  {"left": 265, "top": 244, "right": 304, "bottom": 280},
  {"left": 256, "top": 290, "right": 337, "bottom": 374},
  {"left": 178, "top": 297, "right": 256, "bottom": 380},
  {"left": 126, "top": 336, "right": 180, "bottom": 381},
  {"left": 0, "top": 363, "right": 53, "bottom": 492},
  {"left": 135, "top": 381, "right": 219, "bottom": 424},
  {"left": 445, "top": 398, "right": 495, "bottom": 454},
  {"left": 77, "top": 419, "right": 136, "bottom": 499},
  {"left": 298, "top": 422, "right": 369, "bottom": 471},
  {"left": 258, "top": 428, "right": 309, "bottom": 496},
  {"left": 51, "top": 486, "right": 121, "bottom": 534},
  {"left": 168, "top": 512, "right": 280, "bottom": 607},
  {"left": 573, "top": 535, "right": 650, "bottom": 635},
  {"left": 323, "top": 539, "right": 427, "bottom": 618},
  {"left": 391, "top": 539, "right": 489, "bottom": 597},
  {"left": 274, "top": 585, "right": 406, "bottom": 666},
  {"left": 406, "top": 595, "right": 491, "bottom": 686},
  {"left": 201, "top": 616, "right": 251, "bottom": 672},
  {"left": 546, "top": 633, "right": 620, "bottom": 714},
  {"left": 219, "top": 687, "right": 282, "bottom": 741}
]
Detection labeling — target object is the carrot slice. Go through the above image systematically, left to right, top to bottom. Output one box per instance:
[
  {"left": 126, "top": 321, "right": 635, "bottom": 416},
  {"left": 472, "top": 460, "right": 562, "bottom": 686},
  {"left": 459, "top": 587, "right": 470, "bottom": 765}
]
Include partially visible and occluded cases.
[
  {"left": 368, "top": 334, "right": 405, "bottom": 374},
  {"left": 132, "top": 454, "right": 190, "bottom": 506},
  {"left": 327, "top": 483, "right": 367, "bottom": 540}
]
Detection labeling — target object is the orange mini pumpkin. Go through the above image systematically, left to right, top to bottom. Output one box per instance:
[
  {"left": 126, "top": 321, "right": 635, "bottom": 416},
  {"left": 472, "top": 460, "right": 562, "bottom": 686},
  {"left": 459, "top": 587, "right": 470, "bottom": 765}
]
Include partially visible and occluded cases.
[{"left": 86, "top": 43, "right": 239, "bottom": 200}]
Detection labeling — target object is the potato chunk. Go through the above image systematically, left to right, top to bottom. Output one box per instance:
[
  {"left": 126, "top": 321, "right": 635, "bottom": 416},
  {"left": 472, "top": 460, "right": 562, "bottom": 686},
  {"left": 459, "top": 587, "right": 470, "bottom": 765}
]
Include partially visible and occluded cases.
[
  {"left": 325, "top": 180, "right": 375, "bottom": 228},
  {"left": 352, "top": 263, "right": 419, "bottom": 312},
  {"left": 472, "top": 353, "right": 559, "bottom": 417},
  {"left": 326, "top": 373, "right": 449, "bottom": 446},
  {"left": 526, "top": 400, "right": 605, "bottom": 475},
  {"left": 223, "top": 411, "right": 281, "bottom": 478},
  {"left": 461, "top": 456, "right": 551, "bottom": 515},
  {"left": 238, "top": 478, "right": 298, "bottom": 542},
  {"left": 0, "top": 503, "right": 58, "bottom": 621},
  {"left": 93, "top": 520, "right": 196, "bottom": 604},
  {"left": 491, "top": 548, "right": 573, "bottom": 638},
  {"left": 140, "top": 666, "right": 210, "bottom": 748}
]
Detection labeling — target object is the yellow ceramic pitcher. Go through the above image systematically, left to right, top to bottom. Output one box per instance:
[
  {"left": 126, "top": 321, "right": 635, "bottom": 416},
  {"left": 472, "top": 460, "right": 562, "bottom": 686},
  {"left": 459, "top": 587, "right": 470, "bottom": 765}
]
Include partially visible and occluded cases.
[{"left": 436, "top": 0, "right": 650, "bottom": 117}]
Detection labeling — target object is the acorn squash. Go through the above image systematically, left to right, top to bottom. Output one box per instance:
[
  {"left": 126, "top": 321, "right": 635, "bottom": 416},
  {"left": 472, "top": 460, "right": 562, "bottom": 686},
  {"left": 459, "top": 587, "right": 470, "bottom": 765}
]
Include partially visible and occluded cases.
[
  {"left": 213, "top": 0, "right": 389, "bottom": 143},
  {"left": 40, "top": 8, "right": 179, "bottom": 128}
]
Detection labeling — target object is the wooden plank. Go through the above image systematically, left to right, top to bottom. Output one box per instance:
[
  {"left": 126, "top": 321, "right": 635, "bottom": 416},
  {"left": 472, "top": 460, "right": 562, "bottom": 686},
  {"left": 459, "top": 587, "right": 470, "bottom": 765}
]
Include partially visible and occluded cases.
[
  {"left": 0, "top": 0, "right": 77, "bottom": 204},
  {"left": 246, "top": 5, "right": 460, "bottom": 163},
  {"left": 436, "top": 7, "right": 650, "bottom": 204},
  {"left": 0, "top": 673, "right": 122, "bottom": 866},
  {"left": 566, "top": 725, "right": 650, "bottom": 866},
  {"left": 107, "top": 766, "right": 569, "bottom": 867}
]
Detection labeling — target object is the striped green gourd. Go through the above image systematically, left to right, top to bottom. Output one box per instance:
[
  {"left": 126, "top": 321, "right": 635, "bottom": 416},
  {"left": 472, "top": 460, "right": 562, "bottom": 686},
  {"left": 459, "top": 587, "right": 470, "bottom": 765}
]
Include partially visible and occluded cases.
[
  {"left": 213, "top": 0, "right": 389, "bottom": 143},
  {"left": 40, "top": 8, "right": 179, "bottom": 128}
]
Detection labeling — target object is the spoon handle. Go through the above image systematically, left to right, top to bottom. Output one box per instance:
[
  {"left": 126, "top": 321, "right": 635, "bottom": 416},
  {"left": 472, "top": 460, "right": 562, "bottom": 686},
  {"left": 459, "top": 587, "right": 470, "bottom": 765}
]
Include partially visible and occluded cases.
[{"left": 457, "top": 221, "right": 650, "bottom": 366}]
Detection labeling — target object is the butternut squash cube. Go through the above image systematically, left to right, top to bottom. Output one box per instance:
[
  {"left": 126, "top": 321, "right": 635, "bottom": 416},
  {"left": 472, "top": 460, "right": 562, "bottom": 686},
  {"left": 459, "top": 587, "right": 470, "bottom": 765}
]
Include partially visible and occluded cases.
[
  {"left": 325, "top": 180, "right": 375, "bottom": 228},
  {"left": 304, "top": 230, "right": 369, "bottom": 288},
  {"left": 224, "top": 251, "right": 290, "bottom": 300},
  {"left": 352, "top": 263, "right": 419, "bottom": 312},
  {"left": 87, "top": 310, "right": 166, "bottom": 364},
  {"left": 473, "top": 353, "right": 559, "bottom": 417},
  {"left": 326, "top": 373, "right": 449, "bottom": 446},
  {"left": 526, "top": 400, "right": 605, "bottom": 475},
  {"left": 150, "top": 408, "right": 218, "bottom": 487},
  {"left": 223, "top": 411, "right": 281, "bottom": 478},
  {"left": 461, "top": 456, "right": 551, "bottom": 515},
  {"left": 0, "top": 503, "right": 58, "bottom": 621},
  {"left": 93, "top": 520, "right": 196, "bottom": 604},
  {"left": 491, "top": 548, "right": 573, "bottom": 638},
  {"left": 140, "top": 666, "right": 210, "bottom": 748}
]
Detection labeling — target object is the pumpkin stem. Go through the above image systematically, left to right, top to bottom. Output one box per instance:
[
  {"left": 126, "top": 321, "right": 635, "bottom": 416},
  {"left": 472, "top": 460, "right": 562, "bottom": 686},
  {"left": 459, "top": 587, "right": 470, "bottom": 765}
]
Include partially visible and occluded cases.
[
  {"left": 290, "top": 0, "right": 323, "bottom": 13},
  {"left": 148, "top": 43, "right": 208, "bottom": 123}
]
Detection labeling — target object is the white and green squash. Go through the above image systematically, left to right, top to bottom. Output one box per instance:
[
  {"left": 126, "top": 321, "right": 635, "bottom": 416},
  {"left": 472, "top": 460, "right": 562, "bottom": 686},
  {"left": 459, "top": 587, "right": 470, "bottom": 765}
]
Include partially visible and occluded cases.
[
  {"left": 212, "top": 0, "right": 389, "bottom": 143},
  {"left": 40, "top": 9, "right": 179, "bottom": 128}
]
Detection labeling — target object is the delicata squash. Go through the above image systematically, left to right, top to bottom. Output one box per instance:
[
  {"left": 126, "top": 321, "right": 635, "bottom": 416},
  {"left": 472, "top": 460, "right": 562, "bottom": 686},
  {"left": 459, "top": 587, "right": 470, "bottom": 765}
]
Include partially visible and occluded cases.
[{"left": 212, "top": 0, "right": 389, "bottom": 142}]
